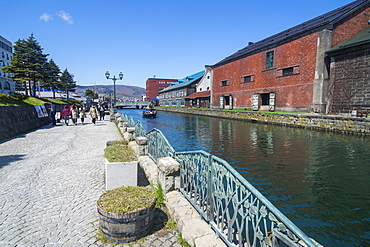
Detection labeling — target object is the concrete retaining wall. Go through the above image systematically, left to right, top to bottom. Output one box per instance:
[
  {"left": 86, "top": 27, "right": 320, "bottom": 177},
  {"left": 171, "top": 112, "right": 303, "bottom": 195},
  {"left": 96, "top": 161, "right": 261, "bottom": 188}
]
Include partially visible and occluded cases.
[
  {"left": 0, "top": 106, "right": 50, "bottom": 141},
  {"left": 158, "top": 107, "right": 370, "bottom": 136}
]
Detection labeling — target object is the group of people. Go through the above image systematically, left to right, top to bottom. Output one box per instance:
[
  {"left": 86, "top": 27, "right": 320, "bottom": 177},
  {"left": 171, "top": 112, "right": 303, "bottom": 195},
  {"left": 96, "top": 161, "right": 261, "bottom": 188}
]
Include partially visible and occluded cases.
[{"left": 60, "top": 103, "right": 106, "bottom": 126}]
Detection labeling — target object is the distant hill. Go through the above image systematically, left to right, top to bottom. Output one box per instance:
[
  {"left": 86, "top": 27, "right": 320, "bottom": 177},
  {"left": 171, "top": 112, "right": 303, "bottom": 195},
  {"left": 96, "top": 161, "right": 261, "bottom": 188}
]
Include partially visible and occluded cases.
[{"left": 75, "top": 84, "right": 145, "bottom": 100}]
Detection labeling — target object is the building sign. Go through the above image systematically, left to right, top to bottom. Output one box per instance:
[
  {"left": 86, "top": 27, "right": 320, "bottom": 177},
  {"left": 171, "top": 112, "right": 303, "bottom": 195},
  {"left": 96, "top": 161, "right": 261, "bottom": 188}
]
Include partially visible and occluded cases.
[{"left": 34, "top": 105, "right": 48, "bottom": 118}]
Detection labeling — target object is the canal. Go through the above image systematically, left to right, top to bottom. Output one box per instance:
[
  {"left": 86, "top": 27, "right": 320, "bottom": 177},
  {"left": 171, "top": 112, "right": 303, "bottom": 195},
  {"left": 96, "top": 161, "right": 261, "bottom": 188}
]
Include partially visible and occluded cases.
[{"left": 118, "top": 108, "right": 370, "bottom": 247}]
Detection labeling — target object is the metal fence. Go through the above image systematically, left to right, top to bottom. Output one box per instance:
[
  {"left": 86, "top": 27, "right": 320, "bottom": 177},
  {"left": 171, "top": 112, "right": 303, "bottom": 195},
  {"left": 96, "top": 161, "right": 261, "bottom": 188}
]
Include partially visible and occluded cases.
[
  {"left": 119, "top": 113, "right": 316, "bottom": 247},
  {"left": 134, "top": 121, "right": 147, "bottom": 138},
  {"left": 146, "top": 128, "right": 175, "bottom": 161}
]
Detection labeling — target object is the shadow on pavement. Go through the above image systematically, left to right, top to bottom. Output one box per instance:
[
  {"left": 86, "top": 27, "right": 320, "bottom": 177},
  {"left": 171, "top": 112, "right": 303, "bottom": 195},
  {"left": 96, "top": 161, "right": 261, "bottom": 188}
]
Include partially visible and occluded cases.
[{"left": 0, "top": 154, "right": 26, "bottom": 168}]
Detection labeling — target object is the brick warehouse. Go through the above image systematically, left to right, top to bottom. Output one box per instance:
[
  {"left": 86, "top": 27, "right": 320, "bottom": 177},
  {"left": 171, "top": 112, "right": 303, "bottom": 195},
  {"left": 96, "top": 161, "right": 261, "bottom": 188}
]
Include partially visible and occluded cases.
[
  {"left": 209, "top": 0, "right": 370, "bottom": 113},
  {"left": 145, "top": 77, "right": 178, "bottom": 102}
]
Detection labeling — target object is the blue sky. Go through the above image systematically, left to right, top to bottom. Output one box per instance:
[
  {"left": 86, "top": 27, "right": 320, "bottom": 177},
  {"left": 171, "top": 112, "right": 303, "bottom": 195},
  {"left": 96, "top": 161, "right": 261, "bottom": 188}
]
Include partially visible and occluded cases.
[{"left": 3, "top": 0, "right": 353, "bottom": 89}]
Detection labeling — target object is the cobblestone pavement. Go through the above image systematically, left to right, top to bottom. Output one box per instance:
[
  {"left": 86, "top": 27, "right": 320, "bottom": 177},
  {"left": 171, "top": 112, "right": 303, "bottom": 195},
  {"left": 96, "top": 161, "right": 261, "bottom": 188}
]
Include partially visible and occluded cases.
[{"left": 0, "top": 117, "right": 182, "bottom": 247}]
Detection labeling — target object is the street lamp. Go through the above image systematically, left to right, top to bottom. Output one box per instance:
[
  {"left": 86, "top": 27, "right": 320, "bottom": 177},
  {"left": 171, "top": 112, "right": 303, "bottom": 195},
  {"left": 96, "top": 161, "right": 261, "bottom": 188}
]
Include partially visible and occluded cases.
[{"left": 105, "top": 71, "right": 123, "bottom": 109}]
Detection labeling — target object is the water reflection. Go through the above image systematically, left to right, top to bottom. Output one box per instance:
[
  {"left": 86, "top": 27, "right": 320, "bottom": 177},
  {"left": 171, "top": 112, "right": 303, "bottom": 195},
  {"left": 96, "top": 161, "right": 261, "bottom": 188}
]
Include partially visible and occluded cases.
[{"left": 119, "top": 109, "right": 370, "bottom": 246}]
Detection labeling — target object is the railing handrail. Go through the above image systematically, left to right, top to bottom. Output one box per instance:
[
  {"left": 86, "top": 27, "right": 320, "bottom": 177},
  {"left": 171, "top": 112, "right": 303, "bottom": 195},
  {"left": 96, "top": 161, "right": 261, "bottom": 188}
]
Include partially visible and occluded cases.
[
  {"left": 118, "top": 113, "right": 316, "bottom": 247},
  {"left": 134, "top": 120, "right": 147, "bottom": 137},
  {"left": 146, "top": 128, "right": 175, "bottom": 161},
  {"left": 175, "top": 150, "right": 316, "bottom": 247}
]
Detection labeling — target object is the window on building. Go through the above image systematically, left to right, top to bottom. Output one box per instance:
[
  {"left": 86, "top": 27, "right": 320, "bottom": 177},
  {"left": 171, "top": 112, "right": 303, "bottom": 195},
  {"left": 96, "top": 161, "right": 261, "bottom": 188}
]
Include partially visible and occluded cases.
[
  {"left": 266, "top": 51, "right": 274, "bottom": 68},
  {"left": 282, "top": 67, "right": 294, "bottom": 76},
  {"left": 243, "top": 76, "right": 252, "bottom": 83},
  {"left": 221, "top": 80, "right": 229, "bottom": 87},
  {"left": 4, "top": 82, "right": 10, "bottom": 90}
]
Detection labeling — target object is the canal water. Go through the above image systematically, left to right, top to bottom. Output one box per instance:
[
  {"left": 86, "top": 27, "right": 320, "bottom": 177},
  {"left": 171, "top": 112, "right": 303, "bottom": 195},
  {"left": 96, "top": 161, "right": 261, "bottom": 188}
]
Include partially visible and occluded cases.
[{"left": 118, "top": 109, "right": 370, "bottom": 247}]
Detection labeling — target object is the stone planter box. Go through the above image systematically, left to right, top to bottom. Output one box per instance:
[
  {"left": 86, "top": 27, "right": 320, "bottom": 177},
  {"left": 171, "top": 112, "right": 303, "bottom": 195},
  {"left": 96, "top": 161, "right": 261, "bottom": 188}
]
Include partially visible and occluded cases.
[{"left": 105, "top": 158, "right": 138, "bottom": 191}]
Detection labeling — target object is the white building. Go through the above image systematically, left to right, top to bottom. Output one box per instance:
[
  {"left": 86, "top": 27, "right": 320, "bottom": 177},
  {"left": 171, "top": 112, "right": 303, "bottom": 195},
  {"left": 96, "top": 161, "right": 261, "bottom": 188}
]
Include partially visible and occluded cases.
[{"left": 0, "top": 35, "right": 14, "bottom": 94}]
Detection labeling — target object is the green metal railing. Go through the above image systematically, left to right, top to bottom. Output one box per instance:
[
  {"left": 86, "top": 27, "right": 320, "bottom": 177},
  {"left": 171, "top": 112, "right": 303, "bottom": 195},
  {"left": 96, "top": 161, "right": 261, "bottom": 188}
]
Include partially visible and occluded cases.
[
  {"left": 119, "top": 113, "right": 317, "bottom": 247},
  {"left": 134, "top": 121, "right": 147, "bottom": 138},
  {"left": 146, "top": 128, "right": 175, "bottom": 161},
  {"left": 175, "top": 150, "right": 316, "bottom": 247}
]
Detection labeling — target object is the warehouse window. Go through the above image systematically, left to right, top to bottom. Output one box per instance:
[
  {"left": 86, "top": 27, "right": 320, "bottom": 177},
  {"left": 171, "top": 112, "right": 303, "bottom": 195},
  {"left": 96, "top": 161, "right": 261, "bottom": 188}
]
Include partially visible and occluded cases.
[
  {"left": 266, "top": 51, "right": 274, "bottom": 68},
  {"left": 283, "top": 67, "right": 294, "bottom": 76}
]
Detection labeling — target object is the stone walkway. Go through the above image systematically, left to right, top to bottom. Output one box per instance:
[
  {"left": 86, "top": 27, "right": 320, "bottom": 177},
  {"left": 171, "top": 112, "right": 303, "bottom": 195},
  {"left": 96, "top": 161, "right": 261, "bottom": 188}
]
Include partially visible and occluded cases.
[{"left": 0, "top": 117, "right": 182, "bottom": 247}]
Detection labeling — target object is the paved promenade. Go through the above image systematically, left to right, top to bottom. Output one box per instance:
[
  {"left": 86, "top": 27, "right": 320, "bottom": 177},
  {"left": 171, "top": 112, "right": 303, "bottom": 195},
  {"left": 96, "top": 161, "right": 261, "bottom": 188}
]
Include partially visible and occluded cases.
[{"left": 0, "top": 117, "right": 181, "bottom": 246}]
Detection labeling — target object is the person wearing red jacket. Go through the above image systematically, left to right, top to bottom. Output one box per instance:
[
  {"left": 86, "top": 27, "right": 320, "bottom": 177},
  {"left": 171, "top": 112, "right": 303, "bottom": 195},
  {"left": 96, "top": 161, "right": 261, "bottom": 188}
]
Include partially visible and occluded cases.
[{"left": 61, "top": 105, "right": 71, "bottom": 126}]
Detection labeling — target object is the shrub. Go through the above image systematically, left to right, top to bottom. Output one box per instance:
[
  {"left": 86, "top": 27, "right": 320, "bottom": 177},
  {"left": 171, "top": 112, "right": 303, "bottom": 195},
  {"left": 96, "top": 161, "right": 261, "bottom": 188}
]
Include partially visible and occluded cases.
[
  {"left": 13, "top": 93, "right": 29, "bottom": 101},
  {"left": 0, "top": 94, "right": 8, "bottom": 102}
]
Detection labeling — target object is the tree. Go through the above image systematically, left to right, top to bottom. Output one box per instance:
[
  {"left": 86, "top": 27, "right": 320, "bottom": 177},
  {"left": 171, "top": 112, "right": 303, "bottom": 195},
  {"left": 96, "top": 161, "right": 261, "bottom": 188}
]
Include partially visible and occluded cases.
[
  {"left": 2, "top": 34, "right": 48, "bottom": 96},
  {"left": 41, "top": 59, "right": 61, "bottom": 99},
  {"left": 59, "top": 68, "right": 76, "bottom": 99},
  {"left": 85, "top": 89, "right": 98, "bottom": 99}
]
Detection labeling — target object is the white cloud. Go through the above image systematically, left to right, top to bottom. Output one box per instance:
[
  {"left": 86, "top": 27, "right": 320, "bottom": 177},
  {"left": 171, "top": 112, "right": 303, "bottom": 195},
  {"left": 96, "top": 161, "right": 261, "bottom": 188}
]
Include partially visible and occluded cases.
[
  {"left": 56, "top": 10, "right": 73, "bottom": 24},
  {"left": 39, "top": 13, "right": 53, "bottom": 22}
]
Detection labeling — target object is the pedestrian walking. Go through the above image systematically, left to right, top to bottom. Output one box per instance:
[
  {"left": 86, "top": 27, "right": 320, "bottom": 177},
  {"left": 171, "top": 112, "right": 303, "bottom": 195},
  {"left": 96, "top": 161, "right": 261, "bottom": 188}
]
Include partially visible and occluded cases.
[
  {"left": 49, "top": 102, "right": 56, "bottom": 125},
  {"left": 98, "top": 104, "right": 105, "bottom": 121},
  {"left": 61, "top": 105, "right": 71, "bottom": 126},
  {"left": 70, "top": 105, "right": 79, "bottom": 125},
  {"left": 89, "top": 105, "right": 99, "bottom": 125},
  {"left": 79, "top": 106, "right": 86, "bottom": 124}
]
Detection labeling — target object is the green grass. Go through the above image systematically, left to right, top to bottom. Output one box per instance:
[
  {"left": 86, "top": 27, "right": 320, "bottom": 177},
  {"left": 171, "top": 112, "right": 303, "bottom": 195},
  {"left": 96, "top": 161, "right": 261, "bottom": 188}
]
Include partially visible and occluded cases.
[
  {"left": 0, "top": 94, "right": 81, "bottom": 106},
  {"left": 104, "top": 140, "right": 136, "bottom": 163},
  {"left": 97, "top": 186, "right": 156, "bottom": 213}
]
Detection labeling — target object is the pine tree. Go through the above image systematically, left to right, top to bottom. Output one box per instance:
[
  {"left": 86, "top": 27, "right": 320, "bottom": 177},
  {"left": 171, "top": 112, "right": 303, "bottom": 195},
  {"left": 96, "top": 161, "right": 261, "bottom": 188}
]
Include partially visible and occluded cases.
[
  {"left": 2, "top": 34, "right": 48, "bottom": 96},
  {"left": 41, "top": 59, "right": 61, "bottom": 99},
  {"left": 59, "top": 68, "right": 76, "bottom": 99}
]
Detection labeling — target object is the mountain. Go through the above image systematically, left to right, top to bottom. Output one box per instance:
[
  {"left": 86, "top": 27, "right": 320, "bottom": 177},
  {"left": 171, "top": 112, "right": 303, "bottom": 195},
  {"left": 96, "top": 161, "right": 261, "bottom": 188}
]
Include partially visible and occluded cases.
[{"left": 75, "top": 84, "right": 146, "bottom": 100}]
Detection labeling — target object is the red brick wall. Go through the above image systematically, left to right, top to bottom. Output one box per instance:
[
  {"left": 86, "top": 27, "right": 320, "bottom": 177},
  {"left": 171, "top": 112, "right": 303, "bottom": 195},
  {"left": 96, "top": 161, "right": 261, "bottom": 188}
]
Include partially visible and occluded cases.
[
  {"left": 331, "top": 4, "right": 370, "bottom": 47},
  {"left": 212, "top": 32, "right": 318, "bottom": 109},
  {"left": 146, "top": 78, "right": 177, "bottom": 101}
]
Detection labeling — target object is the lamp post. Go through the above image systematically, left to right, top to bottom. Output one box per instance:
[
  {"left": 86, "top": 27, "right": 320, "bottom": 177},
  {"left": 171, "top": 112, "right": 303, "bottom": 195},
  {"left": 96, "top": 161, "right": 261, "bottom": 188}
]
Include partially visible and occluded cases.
[{"left": 105, "top": 71, "right": 123, "bottom": 110}]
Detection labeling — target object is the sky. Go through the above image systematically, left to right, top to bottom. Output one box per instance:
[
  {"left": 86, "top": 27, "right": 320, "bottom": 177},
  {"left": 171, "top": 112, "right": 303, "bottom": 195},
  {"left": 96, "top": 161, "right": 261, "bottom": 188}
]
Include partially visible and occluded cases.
[{"left": 3, "top": 0, "right": 354, "bottom": 89}]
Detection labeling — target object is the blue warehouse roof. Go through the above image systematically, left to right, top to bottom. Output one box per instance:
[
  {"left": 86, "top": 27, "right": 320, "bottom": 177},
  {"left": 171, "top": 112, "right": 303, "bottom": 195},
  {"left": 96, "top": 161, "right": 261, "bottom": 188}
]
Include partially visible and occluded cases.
[
  {"left": 211, "top": 0, "right": 369, "bottom": 68},
  {"left": 159, "top": 70, "right": 205, "bottom": 93}
]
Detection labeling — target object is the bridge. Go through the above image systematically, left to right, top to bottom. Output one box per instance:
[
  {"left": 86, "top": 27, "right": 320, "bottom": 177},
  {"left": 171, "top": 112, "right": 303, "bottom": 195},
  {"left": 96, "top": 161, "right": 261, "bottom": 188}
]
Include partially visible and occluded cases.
[{"left": 115, "top": 101, "right": 151, "bottom": 109}]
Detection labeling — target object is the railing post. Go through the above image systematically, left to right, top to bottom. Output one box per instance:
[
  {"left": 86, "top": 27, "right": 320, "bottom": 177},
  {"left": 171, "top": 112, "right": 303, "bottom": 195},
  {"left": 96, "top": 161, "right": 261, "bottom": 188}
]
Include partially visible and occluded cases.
[
  {"left": 135, "top": 136, "right": 148, "bottom": 156},
  {"left": 207, "top": 154, "right": 214, "bottom": 222},
  {"left": 157, "top": 157, "right": 180, "bottom": 194}
]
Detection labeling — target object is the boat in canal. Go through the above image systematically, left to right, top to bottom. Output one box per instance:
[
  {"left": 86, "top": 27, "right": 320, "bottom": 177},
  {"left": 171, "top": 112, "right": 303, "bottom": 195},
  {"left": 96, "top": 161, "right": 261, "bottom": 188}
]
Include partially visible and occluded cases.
[{"left": 142, "top": 108, "right": 157, "bottom": 118}]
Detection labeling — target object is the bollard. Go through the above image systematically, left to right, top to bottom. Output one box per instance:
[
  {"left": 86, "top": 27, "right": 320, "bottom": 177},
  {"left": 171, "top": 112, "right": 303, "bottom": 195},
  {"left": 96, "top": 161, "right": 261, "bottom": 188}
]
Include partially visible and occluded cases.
[
  {"left": 127, "top": 127, "right": 136, "bottom": 141},
  {"left": 136, "top": 136, "right": 148, "bottom": 156},
  {"left": 157, "top": 157, "right": 180, "bottom": 194}
]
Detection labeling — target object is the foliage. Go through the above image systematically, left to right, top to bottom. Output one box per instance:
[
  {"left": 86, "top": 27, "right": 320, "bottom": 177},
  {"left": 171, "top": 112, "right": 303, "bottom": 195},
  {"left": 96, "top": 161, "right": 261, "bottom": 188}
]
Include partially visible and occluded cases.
[
  {"left": 2, "top": 34, "right": 48, "bottom": 96},
  {"left": 40, "top": 59, "right": 61, "bottom": 99},
  {"left": 59, "top": 68, "right": 76, "bottom": 98},
  {"left": 84, "top": 89, "right": 98, "bottom": 99},
  {"left": 0, "top": 93, "right": 31, "bottom": 105},
  {"left": 64, "top": 98, "right": 81, "bottom": 105},
  {"left": 104, "top": 139, "right": 136, "bottom": 163},
  {"left": 155, "top": 183, "right": 165, "bottom": 207},
  {"left": 97, "top": 186, "right": 156, "bottom": 213},
  {"left": 177, "top": 233, "right": 191, "bottom": 247}
]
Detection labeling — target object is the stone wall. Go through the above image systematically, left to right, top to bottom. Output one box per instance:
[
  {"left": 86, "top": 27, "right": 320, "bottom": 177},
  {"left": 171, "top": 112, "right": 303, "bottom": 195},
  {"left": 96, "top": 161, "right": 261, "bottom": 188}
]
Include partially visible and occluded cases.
[
  {"left": 329, "top": 44, "right": 370, "bottom": 113},
  {"left": 0, "top": 105, "right": 50, "bottom": 141},
  {"left": 158, "top": 107, "right": 370, "bottom": 136}
]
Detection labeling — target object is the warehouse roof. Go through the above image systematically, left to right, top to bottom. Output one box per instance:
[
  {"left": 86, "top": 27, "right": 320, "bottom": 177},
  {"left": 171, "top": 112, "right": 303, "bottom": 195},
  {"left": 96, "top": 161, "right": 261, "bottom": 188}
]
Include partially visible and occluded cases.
[{"left": 211, "top": 0, "right": 369, "bottom": 68}]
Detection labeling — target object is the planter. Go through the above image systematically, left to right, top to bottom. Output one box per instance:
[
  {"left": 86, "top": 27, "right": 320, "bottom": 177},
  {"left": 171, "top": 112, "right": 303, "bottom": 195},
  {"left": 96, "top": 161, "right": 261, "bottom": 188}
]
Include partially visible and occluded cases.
[{"left": 97, "top": 186, "right": 156, "bottom": 243}]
